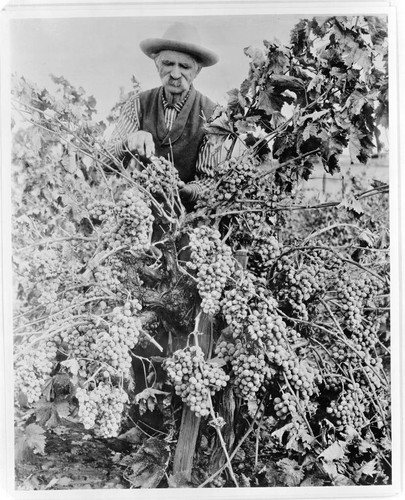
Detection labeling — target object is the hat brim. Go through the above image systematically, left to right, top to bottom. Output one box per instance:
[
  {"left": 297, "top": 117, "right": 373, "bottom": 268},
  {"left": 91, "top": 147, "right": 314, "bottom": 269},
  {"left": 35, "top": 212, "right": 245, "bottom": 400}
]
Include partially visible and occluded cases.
[{"left": 140, "top": 38, "right": 219, "bottom": 67}]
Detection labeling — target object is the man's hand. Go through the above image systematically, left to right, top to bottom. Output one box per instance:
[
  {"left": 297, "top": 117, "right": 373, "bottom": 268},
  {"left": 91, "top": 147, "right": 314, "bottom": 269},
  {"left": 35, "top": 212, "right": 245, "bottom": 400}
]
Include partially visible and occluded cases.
[{"left": 127, "top": 131, "right": 155, "bottom": 158}]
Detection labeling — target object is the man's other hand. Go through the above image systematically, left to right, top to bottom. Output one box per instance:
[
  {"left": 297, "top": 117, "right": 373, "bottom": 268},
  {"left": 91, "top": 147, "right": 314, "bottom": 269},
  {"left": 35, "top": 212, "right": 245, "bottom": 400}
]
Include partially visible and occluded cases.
[{"left": 127, "top": 131, "right": 155, "bottom": 158}]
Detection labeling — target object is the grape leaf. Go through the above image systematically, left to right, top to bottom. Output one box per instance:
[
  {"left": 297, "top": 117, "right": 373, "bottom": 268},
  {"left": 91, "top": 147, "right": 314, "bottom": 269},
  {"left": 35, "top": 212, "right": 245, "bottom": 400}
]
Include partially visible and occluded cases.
[
  {"left": 244, "top": 45, "right": 266, "bottom": 66},
  {"left": 269, "top": 74, "right": 305, "bottom": 92},
  {"left": 257, "top": 90, "right": 275, "bottom": 114},
  {"left": 298, "top": 109, "right": 329, "bottom": 126},
  {"left": 204, "top": 112, "right": 234, "bottom": 150},
  {"left": 302, "top": 122, "right": 319, "bottom": 142},
  {"left": 348, "top": 129, "right": 363, "bottom": 162},
  {"left": 338, "top": 193, "right": 364, "bottom": 216},
  {"left": 358, "top": 229, "right": 375, "bottom": 246},
  {"left": 61, "top": 359, "right": 80, "bottom": 375},
  {"left": 135, "top": 388, "right": 169, "bottom": 415},
  {"left": 247, "top": 399, "right": 258, "bottom": 417},
  {"left": 55, "top": 401, "right": 70, "bottom": 419},
  {"left": 272, "top": 422, "right": 294, "bottom": 443},
  {"left": 22, "top": 423, "right": 46, "bottom": 455},
  {"left": 117, "top": 426, "right": 144, "bottom": 444},
  {"left": 286, "top": 431, "right": 302, "bottom": 452},
  {"left": 124, "top": 438, "right": 170, "bottom": 488},
  {"left": 319, "top": 440, "right": 345, "bottom": 462},
  {"left": 277, "top": 458, "right": 304, "bottom": 486},
  {"left": 354, "top": 459, "right": 378, "bottom": 482},
  {"left": 264, "top": 460, "right": 280, "bottom": 487},
  {"left": 322, "top": 460, "right": 338, "bottom": 477},
  {"left": 333, "top": 473, "right": 355, "bottom": 486},
  {"left": 300, "top": 475, "right": 325, "bottom": 486}
]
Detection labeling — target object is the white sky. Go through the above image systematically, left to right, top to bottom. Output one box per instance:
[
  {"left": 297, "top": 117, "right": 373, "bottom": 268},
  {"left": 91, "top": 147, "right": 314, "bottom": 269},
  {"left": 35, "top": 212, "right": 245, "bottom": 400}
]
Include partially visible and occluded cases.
[{"left": 10, "top": 14, "right": 306, "bottom": 120}]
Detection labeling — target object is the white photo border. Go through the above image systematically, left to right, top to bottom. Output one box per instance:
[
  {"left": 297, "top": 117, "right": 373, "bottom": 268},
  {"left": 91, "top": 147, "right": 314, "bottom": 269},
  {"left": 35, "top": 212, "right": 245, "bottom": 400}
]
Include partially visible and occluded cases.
[{"left": 0, "top": 1, "right": 403, "bottom": 500}]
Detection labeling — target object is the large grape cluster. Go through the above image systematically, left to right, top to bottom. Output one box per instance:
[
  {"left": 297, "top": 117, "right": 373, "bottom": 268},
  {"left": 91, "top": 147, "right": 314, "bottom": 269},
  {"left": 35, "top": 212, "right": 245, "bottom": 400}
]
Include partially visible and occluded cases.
[
  {"left": 101, "top": 188, "right": 154, "bottom": 252},
  {"left": 187, "top": 226, "right": 235, "bottom": 316},
  {"left": 219, "top": 269, "right": 323, "bottom": 407},
  {"left": 60, "top": 300, "right": 143, "bottom": 379},
  {"left": 15, "top": 335, "right": 60, "bottom": 405},
  {"left": 215, "top": 340, "right": 270, "bottom": 400},
  {"left": 229, "top": 341, "right": 270, "bottom": 400},
  {"left": 164, "top": 345, "right": 229, "bottom": 417},
  {"left": 76, "top": 382, "right": 128, "bottom": 438}
]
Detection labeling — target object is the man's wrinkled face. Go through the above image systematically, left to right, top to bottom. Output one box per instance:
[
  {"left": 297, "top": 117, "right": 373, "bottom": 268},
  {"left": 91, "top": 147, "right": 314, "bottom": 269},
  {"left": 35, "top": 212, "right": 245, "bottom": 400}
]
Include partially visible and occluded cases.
[{"left": 155, "top": 50, "right": 200, "bottom": 97}]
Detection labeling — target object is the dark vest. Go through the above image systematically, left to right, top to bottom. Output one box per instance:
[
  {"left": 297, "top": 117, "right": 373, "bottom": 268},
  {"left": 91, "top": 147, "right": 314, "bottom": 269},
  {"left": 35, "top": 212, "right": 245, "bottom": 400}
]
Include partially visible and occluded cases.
[{"left": 139, "top": 87, "right": 215, "bottom": 182}]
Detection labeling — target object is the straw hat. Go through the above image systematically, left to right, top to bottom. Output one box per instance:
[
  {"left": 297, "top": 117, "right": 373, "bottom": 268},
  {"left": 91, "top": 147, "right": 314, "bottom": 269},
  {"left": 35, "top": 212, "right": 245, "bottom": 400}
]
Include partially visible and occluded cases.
[{"left": 140, "top": 22, "right": 219, "bottom": 67}]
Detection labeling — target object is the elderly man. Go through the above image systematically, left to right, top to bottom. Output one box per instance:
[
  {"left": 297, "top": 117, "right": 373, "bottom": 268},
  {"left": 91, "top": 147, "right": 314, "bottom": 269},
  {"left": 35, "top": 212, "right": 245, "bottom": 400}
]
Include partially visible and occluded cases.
[{"left": 108, "top": 22, "right": 219, "bottom": 204}]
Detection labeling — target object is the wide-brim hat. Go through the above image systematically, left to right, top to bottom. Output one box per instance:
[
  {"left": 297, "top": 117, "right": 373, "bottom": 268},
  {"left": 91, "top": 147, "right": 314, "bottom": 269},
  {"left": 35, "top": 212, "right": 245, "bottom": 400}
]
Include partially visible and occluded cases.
[{"left": 140, "top": 22, "right": 219, "bottom": 67}]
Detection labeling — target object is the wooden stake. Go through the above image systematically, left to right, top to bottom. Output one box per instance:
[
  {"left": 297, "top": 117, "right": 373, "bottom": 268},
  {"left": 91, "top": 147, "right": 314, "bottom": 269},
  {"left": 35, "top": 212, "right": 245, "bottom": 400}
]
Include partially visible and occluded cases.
[{"left": 172, "top": 311, "right": 212, "bottom": 479}]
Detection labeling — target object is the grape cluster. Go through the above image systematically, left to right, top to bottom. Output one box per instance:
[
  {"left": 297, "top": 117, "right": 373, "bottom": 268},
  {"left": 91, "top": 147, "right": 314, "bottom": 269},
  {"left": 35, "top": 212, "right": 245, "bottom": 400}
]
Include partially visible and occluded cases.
[
  {"left": 132, "top": 156, "right": 183, "bottom": 197},
  {"left": 196, "top": 156, "right": 258, "bottom": 208},
  {"left": 101, "top": 188, "right": 154, "bottom": 252},
  {"left": 237, "top": 209, "right": 265, "bottom": 239},
  {"left": 187, "top": 226, "right": 235, "bottom": 316},
  {"left": 248, "top": 233, "right": 281, "bottom": 277},
  {"left": 17, "top": 248, "right": 69, "bottom": 312},
  {"left": 31, "top": 248, "right": 62, "bottom": 280},
  {"left": 276, "top": 255, "right": 327, "bottom": 320},
  {"left": 88, "top": 258, "right": 126, "bottom": 301},
  {"left": 219, "top": 269, "right": 322, "bottom": 407},
  {"left": 221, "top": 271, "right": 256, "bottom": 338},
  {"left": 335, "top": 273, "right": 382, "bottom": 332},
  {"left": 37, "top": 280, "right": 59, "bottom": 310},
  {"left": 246, "top": 294, "right": 282, "bottom": 343},
  {"left": 61, "top": 300, "right": 143, "bottom": 379},
  {"left": 139, "top": 318, "right": 160, "bottom": 349},
  {"left": 352, "top": 322, "right": 379, "bottom": 352},
  {"left": 15, "top": 335, "right": 60, "bottom": 405},
  {"left": 215, "top": 340, "right": 269, "bottom": 400},
  {"left": 164, "top": 345, "right": 229, "bottom": 417},
  {"left": 353, "top": 353, "right": 384, "bottom": 391},
  {"left": 281, "top": 358, "right": 321, "bottom": 399},
  {"left": 76, "top": 382, "right": 128, "bottom": 438},
  {"left": 326, "top": 386, "right": 367, "bottom": 430}
]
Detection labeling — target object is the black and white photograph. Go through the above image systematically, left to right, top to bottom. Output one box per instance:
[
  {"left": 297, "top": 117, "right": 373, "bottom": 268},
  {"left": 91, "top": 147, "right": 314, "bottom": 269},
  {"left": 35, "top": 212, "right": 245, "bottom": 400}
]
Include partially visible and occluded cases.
[{"left": 0, "top": 0, "right": 403, "bottom": 498}]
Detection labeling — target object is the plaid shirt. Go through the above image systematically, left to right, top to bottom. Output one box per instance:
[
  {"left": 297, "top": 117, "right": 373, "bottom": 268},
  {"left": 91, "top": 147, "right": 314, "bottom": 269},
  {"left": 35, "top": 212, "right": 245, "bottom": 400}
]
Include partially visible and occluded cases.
[{"left": 108, "top": 87, "right": 218, "bottom": 201}]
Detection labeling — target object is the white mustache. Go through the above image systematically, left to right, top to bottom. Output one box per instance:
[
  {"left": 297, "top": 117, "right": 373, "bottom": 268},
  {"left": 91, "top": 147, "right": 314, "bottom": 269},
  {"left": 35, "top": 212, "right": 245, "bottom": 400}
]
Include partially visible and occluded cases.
[{"left": 168, "top": 79, "right": 182, "bottom": 86}]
